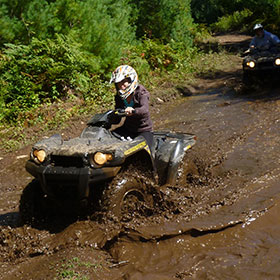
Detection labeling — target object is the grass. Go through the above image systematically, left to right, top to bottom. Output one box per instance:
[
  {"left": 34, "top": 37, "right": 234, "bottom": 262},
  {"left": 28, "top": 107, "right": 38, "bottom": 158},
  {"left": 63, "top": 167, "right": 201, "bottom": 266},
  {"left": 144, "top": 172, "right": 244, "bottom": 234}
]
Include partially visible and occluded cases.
[{"left": 54, "top": 256, "right": 105, "bottom": 280}]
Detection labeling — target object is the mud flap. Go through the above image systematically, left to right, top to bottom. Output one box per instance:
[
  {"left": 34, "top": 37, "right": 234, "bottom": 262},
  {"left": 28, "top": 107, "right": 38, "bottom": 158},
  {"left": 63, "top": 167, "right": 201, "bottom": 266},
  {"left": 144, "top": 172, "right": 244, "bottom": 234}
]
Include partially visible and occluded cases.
[{"left": 166, "top": 139, "right": 185, "bottom": 185}]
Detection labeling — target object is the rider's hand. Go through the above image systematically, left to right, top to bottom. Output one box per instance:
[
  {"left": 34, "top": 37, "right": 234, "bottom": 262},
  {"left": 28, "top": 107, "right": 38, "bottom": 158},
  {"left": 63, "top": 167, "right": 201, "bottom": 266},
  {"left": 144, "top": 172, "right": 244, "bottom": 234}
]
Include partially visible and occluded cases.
[{"left": 125, "top": 107, "right": 135, "bottom": 116}]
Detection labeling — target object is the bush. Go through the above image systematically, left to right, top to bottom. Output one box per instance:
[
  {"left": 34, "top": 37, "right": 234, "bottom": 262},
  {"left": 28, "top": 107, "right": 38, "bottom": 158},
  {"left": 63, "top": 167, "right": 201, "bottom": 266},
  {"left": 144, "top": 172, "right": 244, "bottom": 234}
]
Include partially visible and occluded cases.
[
  {"left": 0, "top": 0, "right": 136, "bottom": 70},
  {"left": 131, "top": 0, "right": 194, "bottom": 48},
  {"left": 191, "top": 0, "right": 280, "bottom": 34},
  {"left": 212, "top": 9, "right": 253, "bottom": 32},
  {"left": 0, "top": 34, "right": 105, "bottom": 123},
  {"left": 132, "top": 39, "right": 182, "bottom": 71}
]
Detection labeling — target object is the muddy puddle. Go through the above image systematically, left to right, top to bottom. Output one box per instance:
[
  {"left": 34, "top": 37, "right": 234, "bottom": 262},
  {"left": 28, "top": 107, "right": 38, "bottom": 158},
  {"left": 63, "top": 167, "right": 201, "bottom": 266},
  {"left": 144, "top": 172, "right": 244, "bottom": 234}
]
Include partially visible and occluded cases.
[{"left": 1, "top": 74, "right": 280, "bottom": 279}]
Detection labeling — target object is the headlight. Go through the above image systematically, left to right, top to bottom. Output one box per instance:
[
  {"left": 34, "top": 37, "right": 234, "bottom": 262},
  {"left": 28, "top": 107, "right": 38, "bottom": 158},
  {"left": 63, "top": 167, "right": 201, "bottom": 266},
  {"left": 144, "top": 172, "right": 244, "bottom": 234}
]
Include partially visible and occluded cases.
[
  {"left": 275, "top": 58, "right": 280, "bottom": 66},
  {"left": 246, "top": 61, "right": 256, "bottom": 68},
  {"left": 33, "top": 149, "right": 47, "bottom": 163},
  {"left": 90, "top": 152, "right": 113, "bottom": 166}
]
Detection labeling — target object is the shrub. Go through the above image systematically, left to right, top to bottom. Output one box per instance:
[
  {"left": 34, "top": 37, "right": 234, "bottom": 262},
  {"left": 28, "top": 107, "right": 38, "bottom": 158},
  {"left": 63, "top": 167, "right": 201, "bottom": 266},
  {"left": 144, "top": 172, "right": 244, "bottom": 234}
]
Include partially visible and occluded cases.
[
  {"left": 0, "top": 0, "right": 136, "bottom": 70},
  {"left": 131, "top": 0, "right": 194, "bottom": 48},
  {"left": 212, "top": 9, "right": 253, "bottom": 32},
  {"left": 0, "top": 34, "right": 104, "bottom": 123},
  {"left": 133, "top": 39, "right": 182, "bottom": 71}
]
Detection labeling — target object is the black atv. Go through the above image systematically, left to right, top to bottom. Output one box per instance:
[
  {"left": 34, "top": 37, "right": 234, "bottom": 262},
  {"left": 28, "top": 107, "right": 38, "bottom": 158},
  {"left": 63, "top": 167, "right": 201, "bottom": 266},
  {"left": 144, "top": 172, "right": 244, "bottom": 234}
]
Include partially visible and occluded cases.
[
  {"left": 242, "top": 46, "right": 280, "bottom": 85},
  {"left": 20, "top": 109, "right": 196, "bottom": 224}
]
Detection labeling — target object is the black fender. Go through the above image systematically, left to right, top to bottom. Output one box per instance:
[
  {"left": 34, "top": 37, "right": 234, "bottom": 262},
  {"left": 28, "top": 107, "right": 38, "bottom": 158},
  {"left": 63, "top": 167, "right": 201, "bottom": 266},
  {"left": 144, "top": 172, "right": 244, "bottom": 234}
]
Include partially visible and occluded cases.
[
  {"left": 165, "top": 139, "right": 185, "bottom": 185},
  {"left": 125, "top": 149, "right": 155, "bottom": 172}
]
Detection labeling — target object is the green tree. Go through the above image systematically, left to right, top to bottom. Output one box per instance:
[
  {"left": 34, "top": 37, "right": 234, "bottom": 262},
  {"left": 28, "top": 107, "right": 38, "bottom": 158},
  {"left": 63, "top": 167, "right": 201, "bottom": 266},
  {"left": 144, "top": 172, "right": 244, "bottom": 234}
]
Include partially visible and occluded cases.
[
  {"left": 0, "top": 0, "right": 136, "bottom": 69},
  {"left": 0, "top": 0, "right": 26, "bottom": 44},
  {"left": 68, "top": 0, "right": 135, "bottom": 69},
  {"left": 131, "top": 0, "right": 194, "bottom": 47},
  {"left": 191, "top": 0, "right": 280, "bottom": 33},
  {"left": 191, "top": 0, "right": 220, "bottom": 24}
]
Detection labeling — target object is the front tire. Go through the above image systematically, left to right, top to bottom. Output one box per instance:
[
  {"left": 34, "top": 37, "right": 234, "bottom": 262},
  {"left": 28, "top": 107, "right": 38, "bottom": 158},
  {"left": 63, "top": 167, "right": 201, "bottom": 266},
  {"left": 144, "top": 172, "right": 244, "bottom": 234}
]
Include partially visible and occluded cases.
[
  {"left": 242, "top": 70, "right": 252, "bottom": 85},
  {"left": 101, "top": 164, "right": 155, "bottom": 222},
  {"left": 19, "top": 179, "right": 47, "bottom": 225}
]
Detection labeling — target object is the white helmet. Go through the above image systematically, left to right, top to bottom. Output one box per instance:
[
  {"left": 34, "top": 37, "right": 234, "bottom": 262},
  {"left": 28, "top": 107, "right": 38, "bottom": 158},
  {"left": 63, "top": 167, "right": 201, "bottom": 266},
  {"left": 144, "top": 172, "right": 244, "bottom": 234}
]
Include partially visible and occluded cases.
[
  {"left": 253, "top": 23, "right": 263, "bottom": 31},
  {"left": 110, "top": 65, "right": 138, "bottom": 100}
]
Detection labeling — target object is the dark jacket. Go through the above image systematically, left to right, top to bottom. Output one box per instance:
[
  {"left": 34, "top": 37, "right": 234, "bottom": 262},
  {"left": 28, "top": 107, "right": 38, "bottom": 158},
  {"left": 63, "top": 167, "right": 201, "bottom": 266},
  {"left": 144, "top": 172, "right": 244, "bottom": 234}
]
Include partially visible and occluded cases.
[
  {"left": 250, "top": 30, "right": 280, "bottom": 49},
  {"left": 115, "top": 84, "right": 153, "bottom": 133}
]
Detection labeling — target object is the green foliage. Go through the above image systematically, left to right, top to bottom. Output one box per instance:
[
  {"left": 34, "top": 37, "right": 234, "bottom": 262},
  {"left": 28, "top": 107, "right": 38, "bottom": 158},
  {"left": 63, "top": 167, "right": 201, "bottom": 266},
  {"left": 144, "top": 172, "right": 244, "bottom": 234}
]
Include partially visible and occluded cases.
[
  {"left": 0, "top": 0, "right": 136, "bottom": 70},
  {"left": 0, "top": 0, "right": 199, "bottom": 127},
  {"left": 70, "top": 0, "right": 135, "bottom": 69},
  {"left": 130, "top": 0, "right": 194, "bottom": 48},
  {"left": 191, "top": 0, "right": 280, "bottom": 33},
  {"left": 191, "top": 0, "right": 222, "bottom": 24},
  {"left": 0, "top": 3, "right": 25, "bottom": 44},
  {"left": 212, "top": 9, "right": 253, "bottom": 32},
  {"left": 0, "top": 34, "right": 103, "bottom": 123},
  {"left": 132, "top": 39, "right": 182, "bottom": 71},
  {"left": 0, "top": 126, "right": 26, "bottom": 152},
  {"left": 54, "top": 256, "right": 104, "bottom": 280}
]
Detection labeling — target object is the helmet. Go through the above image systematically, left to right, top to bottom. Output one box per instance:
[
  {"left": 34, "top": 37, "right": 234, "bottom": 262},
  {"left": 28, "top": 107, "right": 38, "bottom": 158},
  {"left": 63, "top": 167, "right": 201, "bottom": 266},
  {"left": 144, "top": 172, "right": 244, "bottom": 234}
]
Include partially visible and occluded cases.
[
  {"left": 253, "top": 23, "right": 263, "bottom": 31},
  {"left": 110, "top": 65, "right": 138, "bottom": 100}
]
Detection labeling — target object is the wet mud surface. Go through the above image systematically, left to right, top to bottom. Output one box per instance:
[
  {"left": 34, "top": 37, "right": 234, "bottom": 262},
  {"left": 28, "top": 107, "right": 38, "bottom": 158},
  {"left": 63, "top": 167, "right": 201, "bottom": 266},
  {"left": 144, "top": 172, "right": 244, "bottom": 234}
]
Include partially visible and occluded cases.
[{"left": 1, "top": 35, "right": 280, "bottom": 279}]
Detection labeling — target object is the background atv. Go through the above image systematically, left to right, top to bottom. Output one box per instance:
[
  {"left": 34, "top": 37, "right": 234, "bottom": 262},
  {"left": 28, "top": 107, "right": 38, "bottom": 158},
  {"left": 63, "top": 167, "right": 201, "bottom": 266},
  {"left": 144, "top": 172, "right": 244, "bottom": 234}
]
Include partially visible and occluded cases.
[
  {"left": 242, "top": 46, "right": 280, "bottom": 85},
  {"left": 20, "top": 109, "right": 196, "bottom": 224}
]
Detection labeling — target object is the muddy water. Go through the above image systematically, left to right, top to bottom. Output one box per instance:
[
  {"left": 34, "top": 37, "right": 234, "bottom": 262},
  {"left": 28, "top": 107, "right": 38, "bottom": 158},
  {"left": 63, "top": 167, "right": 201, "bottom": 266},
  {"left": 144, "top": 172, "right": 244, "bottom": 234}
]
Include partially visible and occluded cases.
[
  {"left": 0, "top": 82, "right": 280, "bottom": 279},
  {"left": 105, "top": 88, "right": 280, "bottom": 279}
]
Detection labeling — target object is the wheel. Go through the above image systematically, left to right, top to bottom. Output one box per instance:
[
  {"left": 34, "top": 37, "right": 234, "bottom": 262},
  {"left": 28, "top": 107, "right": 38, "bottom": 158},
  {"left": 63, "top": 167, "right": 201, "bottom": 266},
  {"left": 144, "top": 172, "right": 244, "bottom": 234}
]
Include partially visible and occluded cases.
[
  {"left": 242, "top": 70, "right": 261, "bottom": 89},
  {"left": 242, "top": 71, "right": 252, "bottom": 85},
  {"left": 101, "top": 164, "right": 155, "bottom": 221},
  {"left": 19, "top": 179, "right": 47, "bottom": 225}
]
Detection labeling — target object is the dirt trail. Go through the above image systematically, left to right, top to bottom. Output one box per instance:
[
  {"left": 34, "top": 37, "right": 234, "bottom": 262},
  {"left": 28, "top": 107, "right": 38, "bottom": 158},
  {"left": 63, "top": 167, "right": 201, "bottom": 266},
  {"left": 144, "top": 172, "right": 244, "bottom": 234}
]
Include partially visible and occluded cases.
[{"left": 1, "top": 34, "right": 280, "bottom": 280}]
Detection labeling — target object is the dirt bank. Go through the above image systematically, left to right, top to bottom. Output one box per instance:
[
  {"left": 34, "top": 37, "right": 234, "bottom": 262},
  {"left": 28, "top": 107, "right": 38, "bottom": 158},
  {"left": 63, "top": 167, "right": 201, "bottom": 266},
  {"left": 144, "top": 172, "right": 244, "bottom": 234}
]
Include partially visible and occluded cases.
[{"left": 1, "top": 34, "right": 280, "bottom": 280}]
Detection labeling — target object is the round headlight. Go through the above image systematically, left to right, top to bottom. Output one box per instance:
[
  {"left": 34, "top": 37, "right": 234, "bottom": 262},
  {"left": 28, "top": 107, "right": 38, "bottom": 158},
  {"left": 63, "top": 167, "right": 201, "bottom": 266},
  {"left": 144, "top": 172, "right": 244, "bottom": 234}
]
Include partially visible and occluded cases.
[
  {"left": 275, "top": 58, "right": 280, "bottom": 65},
  {"left": 246, "top": 61, "right": 255, "bottom": 68},
  {"left": 33, "top": 149, "right": 47, "bottom": 163},
  {"left": 92, "top": 152, "right": 113, "bottom": 166}
]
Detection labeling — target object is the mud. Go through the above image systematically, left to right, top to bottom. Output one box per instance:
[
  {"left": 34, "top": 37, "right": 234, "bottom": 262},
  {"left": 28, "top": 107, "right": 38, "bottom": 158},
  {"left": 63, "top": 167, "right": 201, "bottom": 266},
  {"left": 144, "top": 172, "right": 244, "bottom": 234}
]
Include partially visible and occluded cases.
[{"left": 1, "top": 34, "right": 280, "bottom": 279}]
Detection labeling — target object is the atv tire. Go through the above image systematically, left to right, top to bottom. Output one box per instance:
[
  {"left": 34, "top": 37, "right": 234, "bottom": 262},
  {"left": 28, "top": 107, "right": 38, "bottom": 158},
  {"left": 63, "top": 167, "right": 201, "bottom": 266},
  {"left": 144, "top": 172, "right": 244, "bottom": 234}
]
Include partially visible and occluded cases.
[
  {"left": 242, "top": 71, "right": 252, "bottom": 85},
  {"left": 101, "top": 164, "right": 155, "bottom": 222},
  {"left": 19, "top": 179, "right": 47, "bottom": 225}
]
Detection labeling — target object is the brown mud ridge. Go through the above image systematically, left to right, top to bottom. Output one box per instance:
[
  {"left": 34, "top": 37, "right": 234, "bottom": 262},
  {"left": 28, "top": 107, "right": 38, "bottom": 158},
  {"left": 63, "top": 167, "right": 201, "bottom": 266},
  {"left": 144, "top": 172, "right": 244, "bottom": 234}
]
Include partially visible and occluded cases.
[{"left": 1, "top": 34, "right": 280, "bottom": 279}]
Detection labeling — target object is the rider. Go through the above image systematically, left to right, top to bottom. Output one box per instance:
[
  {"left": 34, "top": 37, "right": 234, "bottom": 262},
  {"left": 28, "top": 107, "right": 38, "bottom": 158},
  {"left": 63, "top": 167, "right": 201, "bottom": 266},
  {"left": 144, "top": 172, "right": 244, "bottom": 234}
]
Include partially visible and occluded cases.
[
  {"left": 249, "top": 23, "right": 280, "bottom": 51},
  {"left": 110, "top": 65, "right": 154, "bottom": 151}
]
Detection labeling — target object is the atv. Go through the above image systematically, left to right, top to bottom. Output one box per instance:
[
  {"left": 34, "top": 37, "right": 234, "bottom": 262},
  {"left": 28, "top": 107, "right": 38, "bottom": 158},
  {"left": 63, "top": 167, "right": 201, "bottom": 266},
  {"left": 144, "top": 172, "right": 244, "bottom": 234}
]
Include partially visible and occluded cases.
[
  {"left": 242, "top": 45, "right": 280, "bottom": 85},
  {"left": 20, "top": 109, "right": 196, "bottom": 224}
]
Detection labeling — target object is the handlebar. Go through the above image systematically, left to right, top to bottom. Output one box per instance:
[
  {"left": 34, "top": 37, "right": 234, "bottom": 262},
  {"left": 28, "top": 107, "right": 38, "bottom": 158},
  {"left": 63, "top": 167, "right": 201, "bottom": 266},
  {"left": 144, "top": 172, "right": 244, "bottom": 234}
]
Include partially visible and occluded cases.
[
  {"left": 114, "top": 108, "right": 135, "bottom": 117},
  {"left": 114, "top": 109, "right": 126, "bottom": 117}
]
